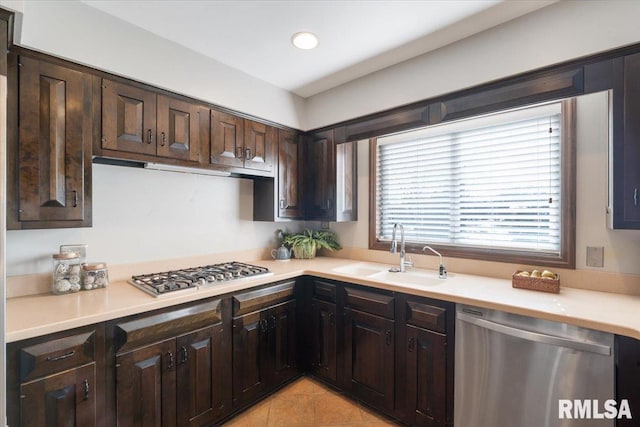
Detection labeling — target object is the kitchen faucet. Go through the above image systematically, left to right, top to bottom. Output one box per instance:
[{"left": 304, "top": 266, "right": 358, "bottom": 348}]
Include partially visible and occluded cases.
[
  {"left": 389, "top": 223, "right": 413, "bottom": 272},
  {"left": 422, "top": 245, "right": 447, "bottom": 279}
]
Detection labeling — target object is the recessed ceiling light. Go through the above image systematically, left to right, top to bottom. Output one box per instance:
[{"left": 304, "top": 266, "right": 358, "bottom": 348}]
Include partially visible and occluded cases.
[{"left": 291, "top": 32, "right": 318, "bottom": 50}]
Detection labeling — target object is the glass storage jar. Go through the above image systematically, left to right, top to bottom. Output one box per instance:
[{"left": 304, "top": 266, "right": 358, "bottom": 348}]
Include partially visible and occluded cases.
[
  {"left": 52, "top": 252, "right": 81, "bottom": 294},
  {"left": 81, "top": 263, "right": 109, "bottom": 290}
]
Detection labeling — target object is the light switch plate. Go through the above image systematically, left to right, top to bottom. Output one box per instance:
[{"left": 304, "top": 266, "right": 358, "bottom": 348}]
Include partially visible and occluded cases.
[{"left": 586, "top": 246, "right": 604, "bottom": 268}]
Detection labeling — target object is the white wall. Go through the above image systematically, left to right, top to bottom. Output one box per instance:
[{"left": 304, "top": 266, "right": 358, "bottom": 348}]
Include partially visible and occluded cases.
[
  {"left": 0, "top": 0, "right": 305, "bottom": 130},
  {"left": 305, "top": 0, "right": 640, "bottom": 130},
  {"left": 332, "top": 92, "right": 640, "bottom": 275},
  {"left": 6, "top": 164, "right": 299, "bottom": 276}
]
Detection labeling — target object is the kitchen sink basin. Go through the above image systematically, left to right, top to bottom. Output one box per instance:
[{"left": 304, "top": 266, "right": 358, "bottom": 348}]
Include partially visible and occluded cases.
[
  {"left": 331, "top": 262, "right": 390, "bottom": 277},
  {"left": 367, "top": 269, "right": 448, "bottom": 286}
]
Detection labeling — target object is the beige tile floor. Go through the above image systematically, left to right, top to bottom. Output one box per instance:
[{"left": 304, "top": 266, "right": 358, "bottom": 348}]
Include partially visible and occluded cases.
[{"left": 222, "top": 376, "right": 402, "bottom": 427}]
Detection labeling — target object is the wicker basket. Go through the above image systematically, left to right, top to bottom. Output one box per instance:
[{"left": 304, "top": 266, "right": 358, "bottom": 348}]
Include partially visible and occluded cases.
[{"left": 512, "top": 271, "right": 560, "bottom": 293}]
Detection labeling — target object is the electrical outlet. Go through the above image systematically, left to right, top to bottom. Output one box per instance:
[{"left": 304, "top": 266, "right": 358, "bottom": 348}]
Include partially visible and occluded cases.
[
  {"left": 320, "top": 221, "right": 330, "bottom": 229},
  {"left": 586, "top": 246, "right": 604, "bottom": 268}
]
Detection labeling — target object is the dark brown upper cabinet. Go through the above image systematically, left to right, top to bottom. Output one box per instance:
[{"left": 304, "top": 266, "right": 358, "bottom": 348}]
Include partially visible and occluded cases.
[
  {"left": 611, "top": 53, "right": 640, "bottom": 229},
  {"left": 8, "top": 55, "right": 93, "bottom": 229},
  {"left": 101, "top": 79, "right": 200, "bottom": 163},
  {"left": 156, "top": 95, "right": 200, "bottom": 162},
  {"left": 210, "top": 109, "right": 276, "bottom": 177},
  {"left": 210, "top": 109, "right": 244, "bottom": 169},
  {"left": 244, "top": 119, "right": 276, "bottom": 174},
  {"left": 253, "top": 129, "right": 303, "bottom": 221},
  {"left": 277, "top": 129, "right": 303, "bottom": 218},
  {"left": 304, "top": 130, "right": 357, "bottom": 222}
]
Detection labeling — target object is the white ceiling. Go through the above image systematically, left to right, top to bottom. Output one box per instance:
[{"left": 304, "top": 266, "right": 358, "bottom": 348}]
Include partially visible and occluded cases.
[{"left": 81, "top": 0, "right": 555, "bottom": 98}]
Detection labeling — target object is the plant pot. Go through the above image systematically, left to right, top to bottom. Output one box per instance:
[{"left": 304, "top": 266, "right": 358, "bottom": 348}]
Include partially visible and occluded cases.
[{"left": 293, "top": 242, "right": 317, "bottom": 259}]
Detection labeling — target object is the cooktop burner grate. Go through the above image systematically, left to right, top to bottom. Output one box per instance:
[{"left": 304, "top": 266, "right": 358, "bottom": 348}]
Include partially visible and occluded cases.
[{"left": 129, "top": 261, "right": 272, "bottom": 297}]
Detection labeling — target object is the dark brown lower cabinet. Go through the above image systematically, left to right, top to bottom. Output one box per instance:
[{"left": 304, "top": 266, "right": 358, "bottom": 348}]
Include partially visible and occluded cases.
[
  {"left": 113, "top": 298, "right": 230, "bottom": 427},
  {"left": 310, "top": 298, "right": 338, "bottom": 384},
  {"left": 232, "top": 299, "right": 297, "bottom": 408},
  {"left": 343, "top": 307, "right": 395, "bottom": 412},
  {"left": 233, "top": 309, "right": 268, "bottom": 406},
  {"left": 6, "top": 325, "right": 104, "bottom": 427},
  {"left": 176, "top": 325, "right": 229, "bottom": 426},
  {"left": 405, "top": 325, "right": 447, "bottom": 427},
  {"left": 616, "top": 335, "right": 640, "bottom": 427},
  {"left": 116, "top": 338, "right": 177, "bottom": 427},
  {"left": 20, "top": 363, "right": 96, "bottom": 427}
]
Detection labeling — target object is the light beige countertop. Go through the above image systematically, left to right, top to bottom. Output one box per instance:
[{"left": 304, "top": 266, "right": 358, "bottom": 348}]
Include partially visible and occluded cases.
[{"left": 7, "top": 257, "right": 640, "bottom": 342}]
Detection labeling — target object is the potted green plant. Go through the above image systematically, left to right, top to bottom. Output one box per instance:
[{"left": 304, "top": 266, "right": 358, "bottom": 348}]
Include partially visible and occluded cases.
[{"left": 282, "top": 229, "right": 341, "bottom": 259}]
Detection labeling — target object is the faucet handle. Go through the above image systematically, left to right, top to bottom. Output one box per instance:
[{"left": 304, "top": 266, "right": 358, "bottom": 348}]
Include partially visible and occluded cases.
[
  {"left": 390, "top": 239, "right": 397, "bottom": 254},
  {"left": 439, "top": 264, "right": 447, "bottom": 279}
]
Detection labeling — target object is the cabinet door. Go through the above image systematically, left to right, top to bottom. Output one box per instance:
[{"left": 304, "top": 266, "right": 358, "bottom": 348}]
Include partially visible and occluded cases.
[
  {"left": 612, "top": 53, "right": 640, "bottom": 228},
  {"left": 17, "top": 56, "right": 91, "bottom": 224},
  {"left": 102, "top": 79, "right": 157, "bottom": 156},
  {"left": 156, "top": 95, "right": 200, "bottom": 162},
  {"left": 210, "top": 109, "right": 244, "bottom": 168},
  {"left": 244, "top": 119, "right": 276, "bottom": 174},
  {"left": 278, "top": 129, "right": 303, "bottom": 218},
  {"left": 304, "top": 130, "right": 336, "bottom": 220},
  {"left": 335, "top": 140, "right": 357, "bottom": 222},
  {"left": 310, "top": 298, "right": 337, "bottom": 383},
  {"left": 268, "top": 300, "right": 297, "bottom": 386},
  {"left": 343, "top": 308, "right": 395, "bottom": 412},
  {"left": 232, "top": 310, "right": 268, "bottom": 407},
  {"left": 176, "top": 324, "right": 229, "bottom": 427},
  {"left": 405, "top": 325, "right": 446, "bottom": 427},
  {"left": 616, "top": 335, "right": 640, "bottom": 427},
  {"left": 116, "top": 339, "right": 177, "bottom": 427},
  {"left": 20, "top": 363, "right": 96, "bottom": 427}
]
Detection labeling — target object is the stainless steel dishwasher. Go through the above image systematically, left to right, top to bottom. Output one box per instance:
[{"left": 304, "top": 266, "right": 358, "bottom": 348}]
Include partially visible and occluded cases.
[{"left": 455, "top": 304, "right": 615, "bottom": 427}]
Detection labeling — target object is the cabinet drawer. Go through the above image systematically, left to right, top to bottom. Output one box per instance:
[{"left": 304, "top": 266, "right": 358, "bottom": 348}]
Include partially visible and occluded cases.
[
  {"left": 313, "top": 280, "right": 336, "bottom": 302},
  {"left": 233, "top": 281, "right": 295, "bottom": 317},
  {"left": 344, "top": 286, "right": 394, "bottom": 319},
  {"left": 114, "top": 298, "right": 222, "bottom": 353},
  {"left": 405, "top": 300, "right": 447, "bottom": 334},
  {"left": 19, "top": 331, "right": 95, "bottom": 382}
]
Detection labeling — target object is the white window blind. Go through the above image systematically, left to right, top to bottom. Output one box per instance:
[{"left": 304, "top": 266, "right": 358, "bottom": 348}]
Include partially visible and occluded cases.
[{"left": 376, "top": 102, "right": 562, "bottom": 255}]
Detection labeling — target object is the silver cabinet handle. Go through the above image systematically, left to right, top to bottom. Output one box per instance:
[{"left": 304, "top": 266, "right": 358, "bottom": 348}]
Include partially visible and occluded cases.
[
  {"left": 147, "top": 129, "right": 153, "bottom": 144},
  {"left": 161, "top": 132, "right": 166, "bottom": 147},
  {"left": 236, "top": 147, "right": 243, "bottom": 159},
  {"left": 245, "top": 148, "right": 252, "bottom": 160},
  {"left": 634, "top": 188, "right": 638, "bottom": 207},
  {"left": 72, "top": 190, "right": 78, "bottom": 208},
  {"left": 457, "top": 312, "right": 611, "bottom": 355},
  {"left": 179, "top": 346, "right": 188, "bottom": 364},
  {"left": 46, "top": 350, "right": 75, "bottom": 362},
  {"left": 167, "top": 351, "right": 174, "bottom": 370},
  {"left": 83, "top": 379, "right": 89, "bottom": 400}
]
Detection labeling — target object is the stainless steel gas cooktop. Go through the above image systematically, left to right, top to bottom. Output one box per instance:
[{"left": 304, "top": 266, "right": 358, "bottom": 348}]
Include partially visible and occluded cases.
[{"left": 129, "top": 261, "right": 272, "bottom": 297}]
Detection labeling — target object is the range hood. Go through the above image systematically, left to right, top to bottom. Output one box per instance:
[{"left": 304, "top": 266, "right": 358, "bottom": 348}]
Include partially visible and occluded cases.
[
  {"left": 92, "top": 157, "right": 231, "bottom": 177},
  {"left": 144, "top": 162, "right": 231, "bottom": 177}
]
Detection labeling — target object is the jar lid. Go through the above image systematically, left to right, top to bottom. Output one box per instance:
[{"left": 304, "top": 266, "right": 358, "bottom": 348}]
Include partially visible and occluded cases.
[
  {"left": 53, "top": 252, "right": 79, "bottom": 260},
  {"left": 82, "top": 262, "right": 107, "bottom": 271}
]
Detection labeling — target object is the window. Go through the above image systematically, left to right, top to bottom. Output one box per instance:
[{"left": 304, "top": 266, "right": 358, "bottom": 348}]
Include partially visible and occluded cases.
[{"left": 371, "top": 100, "right": 575, "bottom": 268}]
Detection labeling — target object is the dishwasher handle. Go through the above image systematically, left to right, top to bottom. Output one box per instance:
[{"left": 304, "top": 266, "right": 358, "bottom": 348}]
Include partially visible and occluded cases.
[{"left": 457, "top": 312, "right": 611, "bottom": 356}]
